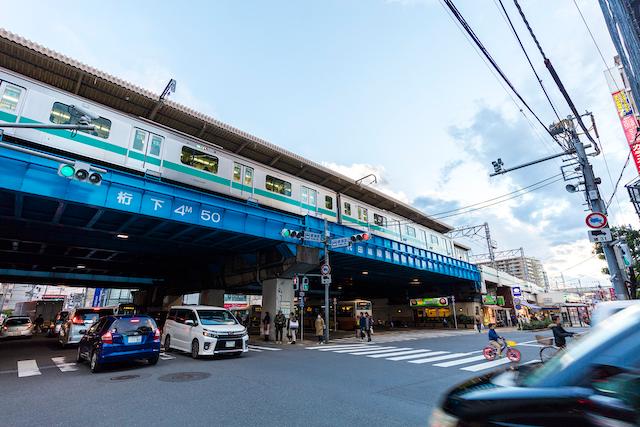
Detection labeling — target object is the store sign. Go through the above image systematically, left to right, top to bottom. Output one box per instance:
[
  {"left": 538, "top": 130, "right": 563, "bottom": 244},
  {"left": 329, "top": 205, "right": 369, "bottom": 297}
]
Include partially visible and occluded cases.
[
  {"left": 611, "top": 90, "right": 640, "bottom": 173},
  {"left": 482, "top": 295, "right": 505, "bottom": 306},
  {"left": 497, "top": 296, "right": 505, "bottom": 306},
  {"left": 410, "top": 297, "right": 449, "bottom": 307}
]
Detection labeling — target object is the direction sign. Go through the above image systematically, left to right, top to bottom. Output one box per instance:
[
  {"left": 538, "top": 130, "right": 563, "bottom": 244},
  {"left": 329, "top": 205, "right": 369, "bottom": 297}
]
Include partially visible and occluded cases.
[
  {"left": 585, "top": 212, "right": 608, "bottom": 229},
  {"left": 588, "top": 228, "right": 613, "bottom": 243},
  {"left": 303, "top": 231, "right": 324, "bottom": 242},
  {"left": 330, "top": 237, "right": 351, "bottom": 249},
  {"left": 320, "top": 264, "right": 331, "bottom": 275},
  {"left": 321, "top": 274, "right": 331, "bottom": 285},
  {"left": 512, "top": 286, "right": 522, "bottom": 297},
  {"left": 515, "top": 304, "right": 522, "bottom": 310}
]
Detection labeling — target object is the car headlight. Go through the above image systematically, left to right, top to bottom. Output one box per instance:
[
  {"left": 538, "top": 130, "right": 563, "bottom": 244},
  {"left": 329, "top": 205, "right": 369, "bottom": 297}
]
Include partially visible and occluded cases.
[
  {"left": 203, "top": 331, "right": 218, "bottom": 338},
  {"left": 429, "top": 407, "right": 459, "bottom": 427}
]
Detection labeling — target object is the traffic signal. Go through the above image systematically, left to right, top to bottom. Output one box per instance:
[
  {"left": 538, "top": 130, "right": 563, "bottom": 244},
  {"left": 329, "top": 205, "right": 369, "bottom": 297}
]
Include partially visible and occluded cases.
[
  {"left": 57, "top": 161, "right": 102, "bottom": 185},
  {"left": 281, "top": 228, "right": 304, "bottom": 239},
  {"left": 350, "top": 233, "right": 370, "bottom": 242},
  {"left": 619, "top": 242, "right": 633, "bottom": 267},
  {"left": 292, "top": 276, "right": 299, "bottom": 291},
  {"left": 301, "top": 276, "right": 309, "bottom": 291}
]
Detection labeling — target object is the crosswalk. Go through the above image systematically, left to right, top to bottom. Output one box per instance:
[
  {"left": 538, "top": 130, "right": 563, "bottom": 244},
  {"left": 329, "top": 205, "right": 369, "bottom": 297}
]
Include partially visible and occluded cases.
[
  {"left": 329, "top": 330, "right": 476, "bottom": 344},
  {"left": 306, "top": 344, "right": 518, "bottom": 372}
]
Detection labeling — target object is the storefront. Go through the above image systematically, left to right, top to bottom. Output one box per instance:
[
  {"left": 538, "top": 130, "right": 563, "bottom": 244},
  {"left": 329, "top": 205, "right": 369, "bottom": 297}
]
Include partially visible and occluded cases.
[
  {"left": 481, "top": 295, "right": 511, "bottom": 327},
  {"left": 411, "top": 297, "right": 451, "bottom": 326},
  {"left": 561, "top": 303, "right": 591, "bottom": 327}
]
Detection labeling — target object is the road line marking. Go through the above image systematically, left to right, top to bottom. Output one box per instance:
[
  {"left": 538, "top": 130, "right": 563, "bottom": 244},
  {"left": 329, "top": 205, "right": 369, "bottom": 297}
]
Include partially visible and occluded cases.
[
  {"left": 517, "top": 343, "right": 545, "bottom": 348},
  {"left": 308, "top": 344, "right": 370, "bottom": 350},
  {"left": 248, "top": 345, "right": 282, "bottom": 351},
  {"left": 314, "top": 345, "right": 373, "bottom": 351},
  {"left": 331, "top": 346, "right": 389, "bottom": 353},
  {"left": 345, "top": 347, "right": 412, "bottom": 356},
  {"left": 248, "top": 348, "right": 262, "bottom": 352},
  {"left": 367, "top": 349, "right": 429, "bottom": 358},
  {"left": 387, "top": 351, "right": 446, "bottom": 361},
  {"left": 159, "top": 352, "right": 176, "bottom": 360},
  {"left": 409, "top": 353, "right": 472, "bottom": 364},
  {"left": 433, "top": 355, "right": 486, "bottom": 367},
  {"left": 51, "top": 357, "right": 78, "bottom": 372},
  {"left": 461, "top": 357, "right": 512, "bottom": 372},
  {"left": 521, "top": 359, "right": 541, "bottom": 365},
  {"left": 17, "top": 360, "right": 41, "bottom": 377}
]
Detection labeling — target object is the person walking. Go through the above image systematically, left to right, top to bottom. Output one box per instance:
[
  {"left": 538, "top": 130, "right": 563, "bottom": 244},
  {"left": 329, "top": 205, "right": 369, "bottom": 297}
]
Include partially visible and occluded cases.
[
  {"left": 274, "top": 310, "right": 286, "bottom": 344},
  {"left": 262, "top": 312, "right": 271, "bottom": 341},
  {"left": 287, "top": 312, "right": 298, "bottom": 344},
  {"left": 362, "top": 312, "right": 372, "bottom": 342},
  {"left": 315, "top": 313, "right": 325, "bottom": 344},
  {"left": 359, "top": 313, "right": 367, "bottom": 341},
  {"left": 34, "top": 314, "right": 44, "bottom": 334},
  {"left": 355, "top": 314, "right": 361, "bottom": 338},
  {"left": 475, "top": 315, "right": 482, "bottom": 333},
  {"left": 442, "top": 317, "right": 448, "bottom": 329}
]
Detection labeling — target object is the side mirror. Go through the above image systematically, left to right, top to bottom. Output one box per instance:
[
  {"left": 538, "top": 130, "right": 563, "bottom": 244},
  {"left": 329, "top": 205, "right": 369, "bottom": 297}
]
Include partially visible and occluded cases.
[{"left": 185, "top": 320, "right": 195, "bottom": 326}]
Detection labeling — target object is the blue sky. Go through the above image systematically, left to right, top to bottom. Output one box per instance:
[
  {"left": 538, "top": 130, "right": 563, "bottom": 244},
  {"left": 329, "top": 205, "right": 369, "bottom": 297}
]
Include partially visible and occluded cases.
[{"left": 4, "top": 0, "right": 637, "bottom": 286}]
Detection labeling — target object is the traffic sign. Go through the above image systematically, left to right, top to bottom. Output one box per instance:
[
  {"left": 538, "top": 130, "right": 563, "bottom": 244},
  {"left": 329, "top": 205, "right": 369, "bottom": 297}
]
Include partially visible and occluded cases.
[
  {"left": 585, "top": 212, "right": 607, "bottom": 229},
  {"left": 588, "top": 228, "right": 613, "bottom": 243},
  {"left": 303, "top": 230, "right": 324, "bottom": 242},
  {"left": 330, "top": 237, "right": 351, "bottom": 249},
  {"left": 320, "top": 264, "right": 331, "bottom": 275},
  {"left": 321, "top": 274, "right": 331, "bottom": 285},
  {"left": 512, "top": 286, "right": 522, "bottom": 297},
  {"left": 299, "top": 291, "right": 305, "bottom": 297},
  {"left": 513, "top": 297, "right": 521, "bottom": 305},
  {"left": 515, "top": 305, "right": 522, "bottom": 310}
]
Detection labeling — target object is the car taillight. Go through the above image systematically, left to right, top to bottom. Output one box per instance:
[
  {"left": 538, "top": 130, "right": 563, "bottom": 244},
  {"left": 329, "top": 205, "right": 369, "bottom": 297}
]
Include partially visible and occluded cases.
[
  {"left": 72, "top": 316, "right": 84, "bottom": 325},
  {"left": 2, "top": 326, "right": 7, "bottom": 331},
  {"left": 153, "top": 328, "right": 161, "bottom": 342},
  {"left": 101, "top": 331, "right": 113, "bottom": 344}
]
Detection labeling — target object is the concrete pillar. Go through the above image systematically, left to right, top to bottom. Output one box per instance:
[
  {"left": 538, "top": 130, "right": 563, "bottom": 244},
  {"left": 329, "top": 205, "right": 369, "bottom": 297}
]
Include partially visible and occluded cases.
[
  {"left": 261, "top": 278, "right": 294, "bottom": 341},
  {"left": 199, "top": 289, "right": 225, "bottom": 307},
  {"left": 162, "top": 295, "right": 183, "bottom": 310}
]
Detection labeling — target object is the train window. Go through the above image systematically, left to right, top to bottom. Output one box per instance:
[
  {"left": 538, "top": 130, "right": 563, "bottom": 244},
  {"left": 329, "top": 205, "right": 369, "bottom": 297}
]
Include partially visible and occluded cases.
[
  {"left": 0, "top": 84, "right": 22, "bottom": 111},
  {"left": 49, "top": 102, "right": 111, "bottom": 139},
  {"left": 132, "top": 129, "right": 147, "bottom": 151},
  {"left": 149, "top": 135, "right": 163, "bottom": 156},
  {"left": 180, "top": 146, "right": 219, "bottom": 174},
  {"left": 233, "top": 163, "right": 241, "bottom": 182},
  {"left": 244, "top": 167, "right": 253, "bottom": 186},
  {"left": 266, "top": 175, "right": 292, "bottom": 196},
  {"left": 325, "top": 196, "right": 333, "bottom": 210},
  {"left": 344, "top": 202, "right": 352, "bottom": 216},
  {"left": 358, "top": 206, "right": 368, "bottom": 222},
  {"left": 373, "top": 214, "right": 386, "bottom": 227},
  {"left": 406, "top": 226, "right": 416, "bottom": 238},
  {"left": 421, "top": 230, "right": 427, "bottom": 243},
  {"left": 431, "top": 235, "right": 438, "bottom": 245}
]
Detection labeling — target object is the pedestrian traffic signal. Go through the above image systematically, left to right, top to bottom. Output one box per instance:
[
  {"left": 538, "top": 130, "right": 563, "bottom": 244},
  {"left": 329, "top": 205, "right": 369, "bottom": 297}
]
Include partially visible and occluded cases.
[
  {"left": 57, "top": 161, "right": 102, "bottom": 185},
  {"left": 281, "top": 228, "right": 304, "bottom": 239},
  {"left": 350, "top": 233, "right": 370, "bottom": 242},
  {"left": 292, "top": 275, "right": 299, "bottom": 291}
]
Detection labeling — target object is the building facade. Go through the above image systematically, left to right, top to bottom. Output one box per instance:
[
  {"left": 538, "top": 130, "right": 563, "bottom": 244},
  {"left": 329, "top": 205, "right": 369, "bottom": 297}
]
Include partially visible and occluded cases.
[{"left": 479, "top": 256, "right": 549, "bottom": 290}]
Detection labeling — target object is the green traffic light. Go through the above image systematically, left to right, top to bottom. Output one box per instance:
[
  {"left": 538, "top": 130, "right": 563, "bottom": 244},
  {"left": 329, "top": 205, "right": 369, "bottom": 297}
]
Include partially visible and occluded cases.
[
  {"left": 59, "top": 164, "right": 75, "bottom": 177},
  {"left": 282, "top": 229, "right": 290, "bottom": 237}
]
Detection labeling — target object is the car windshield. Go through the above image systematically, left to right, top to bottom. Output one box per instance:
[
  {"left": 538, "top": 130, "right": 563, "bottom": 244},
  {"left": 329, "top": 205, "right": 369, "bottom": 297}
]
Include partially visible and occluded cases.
[
  {"left": 521, "top": 305, "right": 640, "bottom": 388},
  {"left": 197, "top": 310, "right": 238, "bottom": 325},
  {"left": 76, "top": 311, "right": 100, "bottom": 322},
  {"left": 111, "top": 317, "right": 156, "bottom": 334},
  {"left": 5, "top": 318, "right": 30, "bottom": 326}
]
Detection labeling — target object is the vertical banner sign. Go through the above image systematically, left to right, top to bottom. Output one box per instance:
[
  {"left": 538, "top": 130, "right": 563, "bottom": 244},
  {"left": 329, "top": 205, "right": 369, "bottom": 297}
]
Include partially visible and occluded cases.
[
  {"left": 611, "top": 90, "right": 640, "bottom": 173},
  {"left": 91, "top": 288, "right": 102, "bottom": 307}
]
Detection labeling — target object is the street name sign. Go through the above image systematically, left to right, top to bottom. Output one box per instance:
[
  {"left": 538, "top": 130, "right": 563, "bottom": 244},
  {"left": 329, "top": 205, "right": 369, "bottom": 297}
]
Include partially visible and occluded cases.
[
  {"left": 303, "top": 231, "right": 324, "bottom": 242},
  {"left": 330, "top": 237, "right": 351, "bottom": 249}
]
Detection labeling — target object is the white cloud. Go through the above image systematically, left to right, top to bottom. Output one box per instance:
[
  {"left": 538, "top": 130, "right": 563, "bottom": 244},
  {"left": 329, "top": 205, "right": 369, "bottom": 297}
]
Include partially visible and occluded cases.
[{"left": 322, "top": 162, "right": 411, "bottom": 204}]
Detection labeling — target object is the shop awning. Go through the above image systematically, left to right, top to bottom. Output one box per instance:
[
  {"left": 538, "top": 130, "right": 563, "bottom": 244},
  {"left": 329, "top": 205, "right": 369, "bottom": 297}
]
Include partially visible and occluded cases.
[
  {"left": 520, "top": 301, "right": 542, "bottom": 311},
  {"left": 483, "top": 305, "right": 507, "bottom": 310}
]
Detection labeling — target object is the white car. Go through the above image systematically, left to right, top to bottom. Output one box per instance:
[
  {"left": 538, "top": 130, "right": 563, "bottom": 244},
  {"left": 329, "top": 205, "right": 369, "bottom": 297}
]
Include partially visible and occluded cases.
[
  {"left": 590, "top": 300, "right": 640, "bottom": 326},
  {"left": 162, "top": 305, "right": 248, "bottom": 358},
  {"left": 0, "top": 316, "right": 33, "bottom": 338}
]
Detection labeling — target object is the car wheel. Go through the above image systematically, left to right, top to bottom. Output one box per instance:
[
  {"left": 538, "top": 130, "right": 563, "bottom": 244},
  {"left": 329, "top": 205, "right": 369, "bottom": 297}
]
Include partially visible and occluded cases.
[
  {"left": 163, "top": 335, "right": 172, "bottom": 352},
  {"left": 191, "top": 339, "right": 199, "bottom": 359},
  {"left": 76, "top": 346, "right": 83, "bottom": 363},
  {"left": 90, "top": 351, "right": 101, "bottom": 373},
  {"left": 148, "top": 355, "right": 159, "bottom": 366}
]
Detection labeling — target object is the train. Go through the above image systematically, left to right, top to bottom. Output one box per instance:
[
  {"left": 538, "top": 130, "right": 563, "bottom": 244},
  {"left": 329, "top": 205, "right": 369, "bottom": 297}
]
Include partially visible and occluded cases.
[{"left": 0, "top": 67, "right": 467, "bottom": 260}]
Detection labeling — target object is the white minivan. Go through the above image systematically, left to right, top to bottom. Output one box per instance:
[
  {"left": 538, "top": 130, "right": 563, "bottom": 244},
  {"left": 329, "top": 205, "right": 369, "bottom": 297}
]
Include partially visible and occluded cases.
[
  {"left": 590, "top": 300, "right": 640, "bottom": 326},
  {"left": 162, "top": 305, "right": 248, "bottom": 358}
]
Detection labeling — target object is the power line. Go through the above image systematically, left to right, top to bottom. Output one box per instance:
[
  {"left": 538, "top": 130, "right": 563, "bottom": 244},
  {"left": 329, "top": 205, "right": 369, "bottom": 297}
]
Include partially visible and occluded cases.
[
  {"left": 441, "top": 0, "right": 561, "bottom": 147},
  {"left": 495, "top": 0, "right": 562, "bottom": 123},
  {"left": 606, "top": 151, "right": 632, "bottom": 208}
]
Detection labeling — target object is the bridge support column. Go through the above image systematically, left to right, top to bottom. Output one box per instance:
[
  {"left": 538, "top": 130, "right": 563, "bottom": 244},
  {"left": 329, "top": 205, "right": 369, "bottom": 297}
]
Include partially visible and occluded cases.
[
  {"left": 261, "top": 278, "right": 294, "bottom": 341},
  {"left": 199, "top": 289, "right": 224, "bottom": 307},
  {"left": 162, "top": 295, "right": 183, "bottom": 310}
]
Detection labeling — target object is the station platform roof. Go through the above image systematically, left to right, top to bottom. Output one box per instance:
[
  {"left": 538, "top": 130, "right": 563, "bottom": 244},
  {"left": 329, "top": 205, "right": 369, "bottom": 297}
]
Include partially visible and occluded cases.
[{"left": 0, "top": 27, "right": 451, "bottom": 234}]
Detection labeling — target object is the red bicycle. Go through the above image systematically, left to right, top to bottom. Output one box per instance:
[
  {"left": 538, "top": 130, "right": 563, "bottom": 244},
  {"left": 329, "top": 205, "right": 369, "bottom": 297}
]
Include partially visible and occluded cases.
[{"left": 483, "top": 338, "right": 521, "bottom": 362}]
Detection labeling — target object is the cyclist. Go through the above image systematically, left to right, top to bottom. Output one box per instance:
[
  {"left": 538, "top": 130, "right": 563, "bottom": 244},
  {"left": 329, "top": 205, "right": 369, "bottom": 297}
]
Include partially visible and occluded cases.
[
  {"left": 550, "top": 316, "right": 574, "bottom": 349},
  {"left": 487, "top": 323, "right": 504, "bottom": 357}
]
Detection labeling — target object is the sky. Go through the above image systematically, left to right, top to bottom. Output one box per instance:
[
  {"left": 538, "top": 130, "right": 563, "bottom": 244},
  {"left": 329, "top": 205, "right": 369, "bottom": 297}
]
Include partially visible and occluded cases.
[{"left": 3, "top": 0, "right": 638, "bottom": 288}]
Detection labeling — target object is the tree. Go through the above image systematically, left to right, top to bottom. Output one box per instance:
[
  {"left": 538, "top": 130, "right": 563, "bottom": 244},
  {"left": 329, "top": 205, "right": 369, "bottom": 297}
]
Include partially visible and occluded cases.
[{"left": 594, "top": 225, "right": 640, "bottom": 299}]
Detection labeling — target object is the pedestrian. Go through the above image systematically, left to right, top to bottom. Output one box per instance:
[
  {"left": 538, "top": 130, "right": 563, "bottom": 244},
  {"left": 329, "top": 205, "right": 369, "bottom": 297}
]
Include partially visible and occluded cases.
[
  {"left": 274, "top": 310, "right": 286, "bottom": 344},
  {"left": 262, "top": 312, "right": 271, "bottom": 341},
  {"left": 287, "top": 312, "right": 298, "bottom": 344},
  {"left": 362, "top": 312, "right": 372, "bottom": 342},
  {"left": 315, "top": 313, "right": 325, "bottom": 344},
  {"left": 359, "top": 313, "right": 367, "bottom": 341},
  {"left": 34, "top": 314, "right": 44, "bottom": 334},
  {"left": 355, "top": 314, "right": 361, "bottom": 338},
  {"left": 510, "top": 314, "right": 517, "bottom": 328},
  {"left": 475, "top": 315, "right": 482, "bottom": 333},
  {"left": 442, "top": 317, "right": 448, "bottom": 329}
]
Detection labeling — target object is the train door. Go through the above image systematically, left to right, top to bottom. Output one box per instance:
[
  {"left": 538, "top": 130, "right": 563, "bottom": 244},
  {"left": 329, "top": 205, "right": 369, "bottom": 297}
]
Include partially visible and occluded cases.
[
  {"left": 0, "top": 81, "right": 27, "bottom": 136},
  {"left": 126, "top": 128, "right": 164, "bottom": 174},
  {"left": 231, "top": 162, "right": 254, "bottom": 198},
  {"left": 301, "top": 186, "right": 318, "bottom": 215}
]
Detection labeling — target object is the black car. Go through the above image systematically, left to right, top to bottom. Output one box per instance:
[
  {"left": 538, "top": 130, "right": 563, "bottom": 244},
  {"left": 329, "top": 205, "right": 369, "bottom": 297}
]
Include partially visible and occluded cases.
[{"left": 431, "top": 305, "right": 640, "bottom": 426}]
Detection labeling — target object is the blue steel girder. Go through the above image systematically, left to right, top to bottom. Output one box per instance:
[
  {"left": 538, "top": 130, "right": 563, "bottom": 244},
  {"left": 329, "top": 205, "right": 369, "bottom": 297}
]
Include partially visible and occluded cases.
[{"left": 0, "top": 144, "right": 480, "bottom": 283}]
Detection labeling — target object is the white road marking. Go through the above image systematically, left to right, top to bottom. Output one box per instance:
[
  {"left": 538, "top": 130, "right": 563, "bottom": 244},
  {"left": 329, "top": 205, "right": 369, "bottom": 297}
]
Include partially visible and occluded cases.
[
  {"left": 308, "top": 344, "right": 370, "bottom": 350},
  {"left": 248, "top": 345, "right": 282, "bottom": 351},
  {"left": 331, "top": 346, "right": 389, "bottom": 353},
  {"left": 248, "top": 347, "right": 262, "bottom": 352},
  {"left": 345, "top": 347, "right": 411, "bottom": 356},
  {"left": 367, "top": 349, "right": 431, "bottom": 358},
  {"left": 387, "top": 351, "right": 447, "bottom": 361},
  {"left": 159, "top": 352, "right": 176, "bottom": 360},
  {"left": 409, "top": 352, "right": 473, "bottom": 364},
  {"left": 433, "top": 355, "right": 486, "bottom": 367},
  {"left": 51, "top": 357, "right": 78, "bottom": 372},
  {"left": 461, "top": 357, "right": 512, "bottom": 372},
  {"left": 521, "top": 359, "right": 542, "bottom": 365},
  {"left": 17, "top": 360, "right": 41, "bottom": 377}
]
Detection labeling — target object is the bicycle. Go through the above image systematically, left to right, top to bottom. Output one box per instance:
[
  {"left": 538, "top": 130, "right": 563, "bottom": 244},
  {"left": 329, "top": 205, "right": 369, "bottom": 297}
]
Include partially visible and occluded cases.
[
  {"left": 536, "top": 333, "right": 579, "bottom": 363},
  {"left": 483, "top": 338, "right": 521, "bottom": 362}
]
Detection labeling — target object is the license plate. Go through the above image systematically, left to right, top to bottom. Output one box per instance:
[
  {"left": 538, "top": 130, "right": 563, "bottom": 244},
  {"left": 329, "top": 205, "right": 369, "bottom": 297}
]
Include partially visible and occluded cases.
[
  {"left": 128, "top": 336, "right": 142, "bottom": 344},
  {"left": 225, "top": 341, "right": 235, "bottom": 348}
]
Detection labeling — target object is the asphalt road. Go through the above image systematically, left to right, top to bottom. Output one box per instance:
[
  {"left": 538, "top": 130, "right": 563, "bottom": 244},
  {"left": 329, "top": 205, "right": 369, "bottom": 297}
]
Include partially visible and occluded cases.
[{"left": 0, "top": 327, "right": 585, "bottom": 427}]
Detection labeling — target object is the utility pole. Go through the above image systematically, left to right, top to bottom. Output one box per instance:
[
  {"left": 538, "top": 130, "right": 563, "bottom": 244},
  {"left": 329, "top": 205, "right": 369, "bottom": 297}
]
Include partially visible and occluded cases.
[{"left": 323, "top": 219, "right": 331, "bottom": 344}]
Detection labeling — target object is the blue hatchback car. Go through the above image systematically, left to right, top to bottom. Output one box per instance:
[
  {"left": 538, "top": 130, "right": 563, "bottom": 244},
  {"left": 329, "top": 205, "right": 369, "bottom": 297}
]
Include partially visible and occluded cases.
[{"left": 76, "top": 314, "right": 161, "bottom": 373}]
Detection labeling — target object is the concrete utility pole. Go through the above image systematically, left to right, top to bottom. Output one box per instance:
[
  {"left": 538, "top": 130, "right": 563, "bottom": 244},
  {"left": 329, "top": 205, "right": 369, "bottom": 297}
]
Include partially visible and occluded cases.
[{"left": 323, "top": 219, "right": 331, "bottom": 344}]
